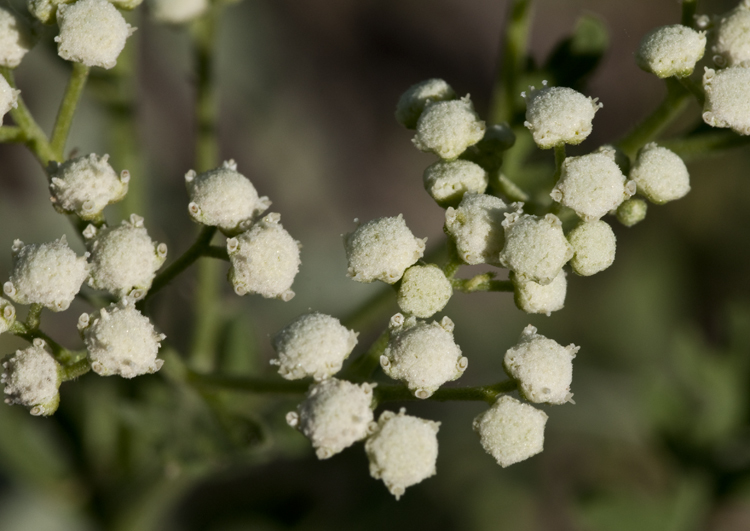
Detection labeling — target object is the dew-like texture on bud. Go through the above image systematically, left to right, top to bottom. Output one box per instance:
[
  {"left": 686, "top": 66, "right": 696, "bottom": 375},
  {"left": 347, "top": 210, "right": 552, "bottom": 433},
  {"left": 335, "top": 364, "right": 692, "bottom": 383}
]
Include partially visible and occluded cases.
[
  {"left": 55, "top": 0, "right": 135, "bottom": 69},
  {"left": 151, "top": 0, "right": 207, "bottom": 24},
  {"left": 712, "top": 2, "right": 750, "bottom": 67},
  {"left": 0, "top": 7, "right": 33, "bottom": 68},
  {"left": 636, "top": 24, "right": 706, "bottom": 78},
  {"left": 703, "top": 67, "right": 750, "bottom": 135},
  {"left": 0, "top": 75, "right": 19, "bottom": 126},
  {"left": 395, "top": 78, "right": 456, "bottom": 129},
  {"left": 522, "top": 83, "right": 601, "bottom": 149},
  {"left": 412, "top": 96, "right": 485, "bottom": 160},
  {"left": 629, "top": 143, "right": 690, "bottom": 204},
  {"left": 551, "top": 148, "right": 636, "bottom": 222},
  {"left": 48, "top": 153, "right": 129, "bottom": 220},
  {"left": 423, "top": 160, "right": 488, "bottom": 208},
  {"left": 616, "top": 198, "right": 648, "bottom": 227},
  {"left": 227, "top": 213, "right": 300, "bottom": 301},
  {"left": 499, "top": 213, "right": 573, "bottom": 285},
  {"left": 85, "top": 215, "right": 167, "bottom": 299},
  {"left": 344, "top": 215, "right": 426, "bottom": 284},
  {"left": 567, "top": 220, "right": 617, "bottom": 277},
  {"left": 4, "top": 236, "right": 88, "bottom": 311},
  {"left": 397, "top": 265, "right": 452, "bottom": 318},
  {"left": 512, "top": 270, "right": 566, "bottom": 316},
  {"left": 0, "top": 298, "right": 15, "bottom": 335},
  {"left": 80, "top": 299, "right": 165, "bottom": 378},
  {"left": 271, "top": 312, "right": 357, "bottom": 381},
  {"left": 381, "top": 314, "right": 466, "bottom": 398},
  {"left": 504, "top": 325, "right": 579, "bottom": 405},
  {"left": 2, "top": 340, "right": 61, "bottom": 416},
  {"left": 287, "top": 379, "right": 374, "bottom": 459},
  {"left": 473, "top": 395, "right": 547, "bottom": 468},
  {"left": 365, "top": 409, "right": 440, "bottom": 499}
]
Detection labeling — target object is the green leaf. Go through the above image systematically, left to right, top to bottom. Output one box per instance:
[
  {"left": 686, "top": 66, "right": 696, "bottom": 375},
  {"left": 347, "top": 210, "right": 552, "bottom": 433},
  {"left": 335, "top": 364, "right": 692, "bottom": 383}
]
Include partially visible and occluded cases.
[{"left": 544, "top": 14, "right": 609, "bottom": 90}]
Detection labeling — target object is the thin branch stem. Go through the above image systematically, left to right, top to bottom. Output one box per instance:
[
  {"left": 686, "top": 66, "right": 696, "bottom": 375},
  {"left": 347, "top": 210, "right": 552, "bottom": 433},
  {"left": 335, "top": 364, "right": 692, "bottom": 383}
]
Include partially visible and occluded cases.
[
  {"left": 50, "top": 62, "right": 90, "bottom": 161},
  {"left": 677, "top": 76, "right": 704, "bottom": 106},
  {"left": 0, "top": 126, "right": 23, "bottom": 142},
  {"left": 660, "top": 130, "right": 750, "bottom": 161},
  {"left": 553, "top": 143, "right": 566, "bottom": 184},
  {"left": 203, "top": 245, "right": 229, "bottom": 261},
  {"left": 451, "top": 274, "right": 513, "bottom": 293},
  {"left": 25, "top": 303, "right": 43, "bottom": 331},
  {"left": 9, "top": 322, "right": 84, "bottom": 365},
  {"left": 340, "top": 329, "right": 390, "bottom": 381},
  {"left": 60, "top": 359, "right": 91, "bottom": 381},
  {"left": 374, "top": 379, "right": 518, "bottom": 405}
]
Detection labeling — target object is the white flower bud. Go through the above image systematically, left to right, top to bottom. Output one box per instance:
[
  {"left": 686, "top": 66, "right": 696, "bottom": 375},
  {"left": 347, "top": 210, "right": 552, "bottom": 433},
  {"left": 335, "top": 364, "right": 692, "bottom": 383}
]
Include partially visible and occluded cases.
[
  {"left": 28, "top": 0, "right": 67, "bottom": 25},
  {"left": 55, "top": 0, "right": 135, "bottom": 69},
  {"left": 110, "top": 0, "right": 144, "bottom": 9},
  {"left": 150, "top": 0, "right": 208, "bottom": 24},
  {"left": 712, "top": 1, "right": 750, "bottom": 67},
  {"left": 0, "top": 7, "right": 33, "bottom": 68},
  {"left": 636, "top": 24, "right": 706, "bottom": 78},
  {"left": 703, "top": 66, "right": 750, "bottom": 135},
  {"left": 0, "top": 74, "right": 19, "bottom": 126},
  {"left": 395, "top": 78, "right": 456, "bottom": 129},
  {"left": 522, "top": 82, "right": 601, "bottom": 149},
  {"left": 412, "top": 96, "right": 485, "bottom": 160},
  {"left": 628, "top": 143, "right": 690, "bottom": 204},
  {"left": 48, "top": 153, "right": 129, "bottom": 220},
  {"left": 423, "top": 159, "right": 488, "bottom": 208},
  {"left": 616, "top": 198, "right": 648, "bottom": 227},
  {"left": 227, "top": 213, "right": 300, "bottom": 301},
  {"left": 344, "top": 215, "right": 426, "bottom": 284},
  {"left": 567, "top": 220, "right": 617, "bottom": 277},
  {"left": 4, "top": 236, "right": 89, "bottom": 311},
  {"left": 397, "top": 265, "right": 452, "bottom": 318},
  {"left": 511, "top": 269, "right": 566, "bottom": 316},
  {"left": 0, "top": 298, "right": 15, "bottom": 334},
  {"left": 79, "top": 298, "right": 165, "bottom": 378},
  {"left": 271, "top": 312, "right": 358, "bottom": 381},
  {"left": 381, "top": 314, "right": 466, "bottom": 398},
  {"left": 504, "top": 325, "right": 579, "bottom": 405},
  {"left": 2, "top": 339, "right": 61, "bottom": 416},
  {"left": 286, "top": 378, "right": 375, "bottom": 459},
  {"left": 473, "top": 395, "right": 547, "bottom": 467},
  {"left": 365, "top": 408, "right": 440, "bottom": 499}
]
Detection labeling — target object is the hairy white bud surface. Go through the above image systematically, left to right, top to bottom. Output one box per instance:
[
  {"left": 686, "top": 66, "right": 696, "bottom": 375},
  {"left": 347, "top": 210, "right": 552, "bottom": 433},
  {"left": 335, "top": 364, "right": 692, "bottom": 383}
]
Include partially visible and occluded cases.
[
  {"left": 151, "top": 0, "right": 208, "bottom": 24},
  {"left": 712, "top": 1, "right": 750, "bottom": 67},
  {"left": 0, "top": 7, "right": 33, "bottom": 68},
  {"left": 636, "top": 24, "right": 706, "bottom": 78},
  {"left": 703, "top": 66, "right": 750, "bottom": 135},
  {"left": 0, "top": 75, "right": 19, "bottom": 126},
  {"left": 395, "top": 78, "right": 456, "bottom": 129},
  {"left": 522, "top": 82, "right": 601, "bottom": 149},
  {"left": 412, "top": 96, "right": 485, "bottom": 160},
  {"left": 629, "top": 143, "right": 690, "bottom": 204},
  {"left": 48, "top": 154, "right": 129, "bottom": 220},
  {"left": 423, "top": 160, "right": 488, "bottom": 208},
  {"left": 616, "top": 198, "right": 648, "bottom": 227},
  {"left": 567, "top": 220, "right": 617, "bottom": 276},
  {"left": 4, "top": 236, "right": 89, "bottom": 311},
  {"left": 397, "top": 265, "right": 452, "bottom": 318},
  {"left": 512, "top": 270, "right": 566, "bottom": 316},
  {"left": 0, "top": 298, "right": 15, "bottom": 334},
  {"left": 79, "top": 299, "right": 165, "bottom": 378},
  {"left": 381, "top": 314, "right": 466, "bottom": 398},
  {"left": 2, "top": 339, "right": 61, "bottom": 416},
  {"left": 286, "top": 378, "right": 375, "bottom": 459},
  {"left": 473, "top": 395, "right": 547, "bottom": 467},
  {"left": 365, "top": 409, "right": 440, "bottom": 499}
]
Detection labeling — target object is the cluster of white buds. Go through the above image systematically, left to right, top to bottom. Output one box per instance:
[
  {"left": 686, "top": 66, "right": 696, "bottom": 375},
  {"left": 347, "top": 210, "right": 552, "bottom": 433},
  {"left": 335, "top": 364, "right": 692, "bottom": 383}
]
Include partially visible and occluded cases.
[
  {"left": 150, "top": 0, "right": 208, "bottom": 25},
  {"left": 0, "top": 7, "right": 33, "bottom": 69},
  {"left": 636, "top": 24, "right": 706, "bottom": 78},
  {"left": 0, "top": 75, "right": 20, "bottom": 127},
  {"left": 2, "top": 339, "right": 61, "bottom": 416}
]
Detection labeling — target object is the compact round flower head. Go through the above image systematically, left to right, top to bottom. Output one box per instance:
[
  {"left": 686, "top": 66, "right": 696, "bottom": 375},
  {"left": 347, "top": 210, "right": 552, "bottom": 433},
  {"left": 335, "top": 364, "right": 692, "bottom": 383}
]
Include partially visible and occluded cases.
[
  {"left": 55, "top": 0, "right": 135, "bottom": 69},
  {"left": 150, "top": 0, "right": 208, "bottom": 24},
  {"left": 712, "top": 1, "right": 750, "bottom": 67},
  {"left": 0, "top": 7, "right": 34, "bottom": 68},
  {"left": 636, "top": 24, "right": 706, "bottom": 78},
  {"left": 703, "top": 66, "right": 750, "bottom": 135},
  {"left": 0, "top": 75, "right": 19, "bottom": 126},
  {"left": 395, "top": 78, "right": 456, "bottom": 129},
  {"left": 522, "top": 82, "right": 602, "bottom": 149},
  {"left": 412, "top": 95, "right": 485, "bottom": 160},
  {"left": 629, "top": 143, "right": 690, "bottom": 204},
  {"left": 551, "top": 146, "right": 636, "bottom": 222},
  {"left": 48, "top": 153, "right": 129, "bottom": 220},
  {"left": 185, "top": 159, "right": 271, "bottom": 236},
  {"left": 422, "top": 159, "right": 488, "bottom": 208},
  {"left": 616, "top": 198, "right": 648, "bottom": 227},
  {"left": 499, "top": 212, "right": 573, "bottom": 285},
  {"left": 227, "top": 213, "right": 301, "bottom": 301},
  {"left": 83, "top": 214, "right": 167, "bottom": 299},
  {"left": 344, "top": 214, "right": 426, "bottom": 284},
  {"left": 567, "top": 220, "right": 617, "bottom": 277},
  {"left": 4, "top": 236, "right": 89, "bottom": 312},
  {"left": 397, "top": 264, "right": 453, "bottom": 318},
  {"left": 511, "top": 269, "right": 566, "bottom": 316},
  {"left": 0, "top": 298, "right": 15, "bottom": 335},
  {"left": 79, "top": 298, "right": 165, "bottom": 378},
  {"left": 270, "top": 312, "right": 358, "bottom": 381},
  {"left": 380, "top": 314, "right": 467, "bottom": 399},
  {"left": 504, "top": 324, "right": 579, "bottom": 405},
  {"left": 2, "top": 338, "right": 61, "bottom": 416},
  {"left": 286, "top": 378, "right": 375, "bottom": 459},
  {"left": 472, "top": 395, "right": 548, "bottom": 468},
  {"left": 365, "top": 408, "right": 440, "bottom": 499}
]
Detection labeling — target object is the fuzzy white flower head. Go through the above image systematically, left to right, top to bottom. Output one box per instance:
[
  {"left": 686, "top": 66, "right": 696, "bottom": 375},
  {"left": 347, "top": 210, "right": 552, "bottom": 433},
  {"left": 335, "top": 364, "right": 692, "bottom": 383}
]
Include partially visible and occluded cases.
[
  {"left": 55, "top": 0, "right": 135, "bottom": 69},
  {"left": 150, "top": 0, "right": 208, "bottom": 24},
  {"left": 712, "top": 1, "right": 750, "bottom": 67},
  {"left": 0, "top": 7, "right": 34, "bottom": 68},
  {"left": 636, "top": 24, "right": 706, "bottom": 78},
  {"left": 703, "top": 67, "right": 750, "bottom": 135},
  {"left": 0, "top": 75, "right": 20, "bottom": 126},
  {"left": 395, "top": 78, "right": 456, "bottom": 129},
  {"left": 522, "top": 82, "right": 602, "bottom": 149},
  {"left": 412, "top": 96, "right": 485, "bottom": 160},
  {"left": 629, "top": 143, "right": 690, "bottom": 204},
  {"left": 48, "top": 153, "right": 129, "bottom": 220},
  {"left": 422, "top": 159, "right": 488, "bottom": 208},
  {"left": 185, "top": 160, "right": 271, "bottom": 236},
  {"left": 616, "top": 198, "right": 648, "bottom": 227},
  {"left": 499, "top": 212, "right": 573, "bottom": 285},
  {"left": 227, "top": 213, "right": 300, "bottom": 301},
  {"left": 84, "top": 215, "right": 167, "bottom": 299},
  {"left": 344, "top": 215, "right": 426, "bottom": 284},
  {"left": 567, "top": 220, "right": 617, "bottom": 277},
  {"left": 4, "top": 236, "right": 89, "bottom": 311},
  {"left": 397, "top": 265, "right": 452, "bottom": 318},
  {"left": 512, "top": 269, "right": 566, "bottom": 316},
  {"left": 0, "top": 298, "right": 15, "bottom": 335},
  {"left": 79, "top": 298, "right": 165, "bottom": 378},
  {"left": 271, "top": 312, "right": 358, "bottom": 381},
  {"left": 380, "top": 314, "right": 467, "bottom": 399},
  {"left": 504, "top": 325, "right": 579, "bottom": 405},
  {"left": 2, "top": 339, "right": 61, "bottom": 416},
  {"left": 286, "top": 378, "right": 375, "bottom": 459},
  {"left": 473, "top": 395, "right": 547, "bottom": 467},
  {"left": 365, "top": 408, "right": 440, "bottom": 499}
]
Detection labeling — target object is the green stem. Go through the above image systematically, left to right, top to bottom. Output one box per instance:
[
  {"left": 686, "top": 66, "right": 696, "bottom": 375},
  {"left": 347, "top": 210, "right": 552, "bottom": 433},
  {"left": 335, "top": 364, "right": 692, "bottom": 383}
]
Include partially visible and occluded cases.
[
  {"left": 681, "top": 0, "right": 697, "bottom": 28},
  {"left": 50, "top": 62, "right": 90, "bottom": 161},
  {"left": 677, "top": 76, "right": 704, "bottom": 106},
  {"left": 0, "top": 126, "right": 23, "bottom": 142},
  {"left": 661, "top": 130, "right": 750, "bottom": 161},
  {"left": 553, "top": 143, "right": 566, "bottom": 184},
  {"left": 442, "top": 239, "right": 463, "bottom": 279},
  {"left": 203, "top": 245, "right": 229, "bottom": 260},
  {"left": 451, "top": 274, "right": 513, "bottom": 293},
  {"left": 25, "top": 303, "right": 43, "bottom": 331},
  {"left": 9, "top": 322, "right": 84, "bottom": 365},
  {"left": 340, "top": 329, "right": 390, "bottom": 381},
  {"left": 60, "top": 359, "right": 91, "bottom": 381},
  {"left": 188, "top": 372, "right": 310, "bottom": 395},
  {"left": 375, "top": 379, "right": 518, "bottom": 405}
]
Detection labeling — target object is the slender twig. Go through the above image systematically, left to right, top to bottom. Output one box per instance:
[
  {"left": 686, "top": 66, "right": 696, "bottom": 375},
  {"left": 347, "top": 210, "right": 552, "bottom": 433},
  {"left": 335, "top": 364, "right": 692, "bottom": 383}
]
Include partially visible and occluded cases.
[
  {"left": 50, "top": 62, "right": 90, "bottom": 161},
  {"left": 677, "top": 76, "right": 705, "bottom": 106},
  {"left": 0, "top": 126, "right": 23, "bottom": 142},
  {"left": 552, "top": 143, "right": 566, "bottom": 184},
  {"left": 203, "top": 245, "right": 229, "bottom": 261},
  {"left": 451, "top": 274, "right": 513, "bottom": 293},
  {"left": 25, "top": 304, "right": 43, "bottom": 331},
  {"left": 9, "top": 322, "right": 84, "bottom": 365},
  {"left": 60, "top": 359, "right": 91, "bottom": 381},
  {"left": 374, "top": 379, "right": 518, "bottom": 405}
]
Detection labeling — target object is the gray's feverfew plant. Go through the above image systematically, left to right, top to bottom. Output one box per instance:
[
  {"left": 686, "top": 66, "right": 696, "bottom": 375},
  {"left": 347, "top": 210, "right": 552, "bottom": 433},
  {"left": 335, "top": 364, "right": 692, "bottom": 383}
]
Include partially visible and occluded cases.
[{"left": 0, "top": 0, "right": 748, "bottom": 507}]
